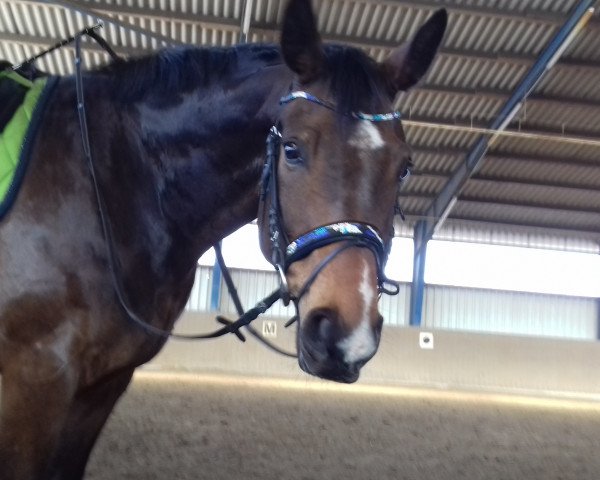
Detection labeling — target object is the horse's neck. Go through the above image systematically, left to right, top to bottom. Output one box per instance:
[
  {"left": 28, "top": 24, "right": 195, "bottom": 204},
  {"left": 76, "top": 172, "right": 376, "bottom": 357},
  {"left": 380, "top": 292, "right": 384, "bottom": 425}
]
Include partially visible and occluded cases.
[
  {"left": 102, "top": 59, "right": 289, "bottom": 314},
  {"left": 141, "top": 65, "right": 287, "bottom": 251}
]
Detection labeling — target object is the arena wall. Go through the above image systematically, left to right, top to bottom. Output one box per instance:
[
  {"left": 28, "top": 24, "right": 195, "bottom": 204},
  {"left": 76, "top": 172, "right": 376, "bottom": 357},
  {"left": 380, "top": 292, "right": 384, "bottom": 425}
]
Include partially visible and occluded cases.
[
  {"left": 188, "top": 266, "right": 599, "bottom": 340},
  {"left": 148, "top": 311, "right": 600, "bottom": 400}
]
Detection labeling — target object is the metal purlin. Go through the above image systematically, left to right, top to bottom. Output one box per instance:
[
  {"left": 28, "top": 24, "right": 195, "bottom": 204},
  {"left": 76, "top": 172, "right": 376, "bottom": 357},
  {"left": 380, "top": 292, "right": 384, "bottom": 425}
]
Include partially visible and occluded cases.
[{"left": 408, "top": 1, "right": 596, "bottom": 327}]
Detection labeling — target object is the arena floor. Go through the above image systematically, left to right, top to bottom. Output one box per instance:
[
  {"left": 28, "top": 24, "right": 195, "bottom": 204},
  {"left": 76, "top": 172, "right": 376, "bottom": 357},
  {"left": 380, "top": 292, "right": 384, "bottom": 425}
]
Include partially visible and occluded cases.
[{"left": 86, "top": 372, "right": 600, "bottom": 480}]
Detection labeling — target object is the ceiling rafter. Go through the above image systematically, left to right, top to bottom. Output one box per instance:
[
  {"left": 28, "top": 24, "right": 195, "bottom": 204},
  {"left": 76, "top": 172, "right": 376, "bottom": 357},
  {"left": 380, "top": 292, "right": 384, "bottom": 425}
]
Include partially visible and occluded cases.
[
  {"left": 333, "top": 0, "right": 600, "bottom": 29},
  {"left": 8, "top": 2, "right": 600, "bottom": 73},
  {"left": 412, "top": 84, "right": 600, "bottom": 111},
  {"left": 404, "top": 113, "right": 600, "bottom": 146},
  {"left": 410, "top": 146, "right": 600, "bottom": 170},
  {"left": 410, "top": 170, "right": 600, "bottom": 193},
  {"left": 400, "top": 185, "right": 600, "bottom": 215},
  {"left": 399, "top": 193, "right": 600, "bottom": 219},
  {"left": 456, "top": 196, "right": 600, "bottom": 215},
  {"left": 397, "top": 211, "right": 600, "bottom": 238},
  {"left": 431, "top": 213, "right": 600, "bottom": 237}
]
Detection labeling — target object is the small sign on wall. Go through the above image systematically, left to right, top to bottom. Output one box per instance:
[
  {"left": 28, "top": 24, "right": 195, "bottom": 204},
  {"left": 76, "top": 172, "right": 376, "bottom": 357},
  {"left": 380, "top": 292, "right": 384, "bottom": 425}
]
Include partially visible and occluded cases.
[
  {"left": 262, "top": 320, "right": 277, "bottom": 338},
  {"left": 419, "top": 331, "right": 434, "bottom": 349}
]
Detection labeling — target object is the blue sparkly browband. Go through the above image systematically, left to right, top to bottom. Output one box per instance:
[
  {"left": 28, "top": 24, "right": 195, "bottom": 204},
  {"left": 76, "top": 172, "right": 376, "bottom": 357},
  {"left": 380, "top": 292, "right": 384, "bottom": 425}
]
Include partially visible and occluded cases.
[
  {"left": 280, "top": 91, "right": 402, "bottom": 122},
  {"left": 285, "top": 222, "right": 385, "bottom": 268}
]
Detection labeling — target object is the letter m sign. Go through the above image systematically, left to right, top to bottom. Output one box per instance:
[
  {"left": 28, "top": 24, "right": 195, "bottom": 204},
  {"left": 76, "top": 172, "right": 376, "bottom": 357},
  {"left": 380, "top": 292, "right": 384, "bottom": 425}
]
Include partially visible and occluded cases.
[{"left": 262, "top": 320, "right": 277, "bottom": 338}]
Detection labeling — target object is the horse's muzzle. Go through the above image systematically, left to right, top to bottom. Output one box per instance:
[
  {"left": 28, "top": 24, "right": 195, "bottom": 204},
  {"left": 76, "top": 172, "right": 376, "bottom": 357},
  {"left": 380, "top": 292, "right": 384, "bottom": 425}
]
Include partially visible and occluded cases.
[
  {"left": 297, "top": 309, "right": 382, "bottom": 384},
  {"left": 298, "top": 348, "right": 361, "bottom": 384}
]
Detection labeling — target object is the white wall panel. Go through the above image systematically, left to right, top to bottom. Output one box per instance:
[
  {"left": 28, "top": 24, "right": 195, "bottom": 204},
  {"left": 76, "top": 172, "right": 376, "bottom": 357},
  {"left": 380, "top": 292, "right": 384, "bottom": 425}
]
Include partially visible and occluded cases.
[
  {"left": 435, "top": 222, "right": 600, "bottom": 253},
  {"left": 184, "top": 266, "right": 212, "bottom": 311},
  {"left": 186, "top": 266, "right": 598, "bottom": 340},
  {"left": 186, "top": 266, "right": 411, "bottom": 326},
  {"left": 213, "top": 268, "right": 412, "bottom": 326},
  {"left": 219, "top": 268, "right": 296, "bottom": 319},
  {"left": 379, "top": 283, "right": 410, "bottom": 327},
  {"left": 423, "top": 284, "right": 598, "bottom": 340}
]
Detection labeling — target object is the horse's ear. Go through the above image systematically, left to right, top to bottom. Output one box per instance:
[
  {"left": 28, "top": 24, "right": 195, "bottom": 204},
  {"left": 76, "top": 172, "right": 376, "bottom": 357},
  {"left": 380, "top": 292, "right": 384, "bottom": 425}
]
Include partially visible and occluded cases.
[
  {"left": 281, "top": 0, "right": 324, "bottom": 84},
  {"left": 381, "top": 8, "right": 447, "bottom": 94}
]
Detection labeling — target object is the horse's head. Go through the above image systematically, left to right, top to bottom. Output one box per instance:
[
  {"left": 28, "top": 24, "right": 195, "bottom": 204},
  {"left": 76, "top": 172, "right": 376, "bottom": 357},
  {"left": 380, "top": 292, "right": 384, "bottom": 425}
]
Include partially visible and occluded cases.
[{"left": 259, "top": 0, "right": 446, "bottom": 383}]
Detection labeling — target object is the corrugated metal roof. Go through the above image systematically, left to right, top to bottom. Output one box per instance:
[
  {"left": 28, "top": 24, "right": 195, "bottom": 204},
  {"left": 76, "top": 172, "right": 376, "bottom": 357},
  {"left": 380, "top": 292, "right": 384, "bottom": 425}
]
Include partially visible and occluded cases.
[{"left": 1, "top": 0, "right": 599, "bottom": 248}]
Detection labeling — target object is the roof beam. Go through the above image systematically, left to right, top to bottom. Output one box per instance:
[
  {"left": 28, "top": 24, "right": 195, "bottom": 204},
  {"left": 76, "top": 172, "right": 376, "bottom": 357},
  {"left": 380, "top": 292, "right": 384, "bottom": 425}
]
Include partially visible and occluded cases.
[
  {"left": 19, "top": 0, "right": 600, "bottom": 31},
  {"left": 334, "top": 0, "right": 600, "bottom": 29},
  {"left": 7, "top": 3, "right": 600, "bottom": 73},
  {"left": 317, "top": 30, "right": 600, "bottom": 71},
  {"left": 316, "top": 34, "right": 600, "bottom": 72},
  {"left": 412, "top": 84, "right": 600, "bottom": 111},
  {"left": 403, "top": 113, "right": 600, "bottom": 148},
  {"left": 410, "top": 146, "right": 600, "bottom": 169},
  {"left": 410, "top": 170, "right": 600, "bottom": 193},
  {"left": 399, "top": 192, "right": 600, "bottom": 215},
  {"left": 456, "top": 196, "right": 600, "bottom": 216},
  {"left": 448, "top": 212, "right": 600, "bottom": 230},
  {"left": 403, "top": 214, "right": 600, "bottom": 239},
  {"left": 393, "top": 216, "right": 600, "bottom": 247}
]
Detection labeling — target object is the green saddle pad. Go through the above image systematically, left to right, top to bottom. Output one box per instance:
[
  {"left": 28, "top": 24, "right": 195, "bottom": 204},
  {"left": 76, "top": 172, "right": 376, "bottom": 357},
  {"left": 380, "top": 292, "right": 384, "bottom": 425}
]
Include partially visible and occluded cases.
[{"left": 0, "top": 71, "right": 57, "bottom": 219}]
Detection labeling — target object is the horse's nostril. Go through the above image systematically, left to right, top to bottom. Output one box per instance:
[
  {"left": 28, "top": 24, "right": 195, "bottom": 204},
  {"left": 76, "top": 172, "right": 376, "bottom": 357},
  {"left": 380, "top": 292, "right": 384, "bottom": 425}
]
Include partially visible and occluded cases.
[
  {"left": 304, "top": 309, "right": 342, "bottom": 347},
  {"left": 318, "top": 315, "right": 334, "bottom": 340}
]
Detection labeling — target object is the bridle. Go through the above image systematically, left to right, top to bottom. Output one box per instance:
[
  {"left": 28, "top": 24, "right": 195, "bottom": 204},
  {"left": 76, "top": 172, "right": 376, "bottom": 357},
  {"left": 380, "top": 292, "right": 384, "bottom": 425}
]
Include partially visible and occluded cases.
[{"left": 260, "top": 91, "right": 404, "bottom": 313}]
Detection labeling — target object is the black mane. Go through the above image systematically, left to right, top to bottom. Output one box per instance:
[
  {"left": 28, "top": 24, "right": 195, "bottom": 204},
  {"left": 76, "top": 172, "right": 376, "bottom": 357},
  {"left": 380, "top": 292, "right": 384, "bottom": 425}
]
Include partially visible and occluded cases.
[
  {"left": 94, "top": 41, "right": 386, "bottom": 115},
  {"left": 98, "top": 43, "right": 281, "bottom": 102},
  {"left": 323, "top": 44, "right": 389, "bottom": 118}
]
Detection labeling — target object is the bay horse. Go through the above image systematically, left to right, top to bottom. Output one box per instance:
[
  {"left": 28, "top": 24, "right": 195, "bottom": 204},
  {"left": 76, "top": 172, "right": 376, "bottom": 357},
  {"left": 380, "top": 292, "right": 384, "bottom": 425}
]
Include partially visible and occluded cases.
[{"left": 0, "top": 0, "right": 447, "bottom": 478}]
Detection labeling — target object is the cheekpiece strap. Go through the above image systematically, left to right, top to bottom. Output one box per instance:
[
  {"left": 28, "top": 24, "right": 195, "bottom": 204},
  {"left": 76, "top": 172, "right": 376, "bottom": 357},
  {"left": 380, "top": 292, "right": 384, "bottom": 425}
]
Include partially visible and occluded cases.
[{"left": 279, "top": 91, "right": 401, "bottom": 123}]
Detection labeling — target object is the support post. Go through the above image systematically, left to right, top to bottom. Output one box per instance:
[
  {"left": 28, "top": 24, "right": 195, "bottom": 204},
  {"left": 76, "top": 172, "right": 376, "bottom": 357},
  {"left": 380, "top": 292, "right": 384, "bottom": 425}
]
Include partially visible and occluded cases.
[
  {"left": 239, "top": 0, "right": 255, "bottom": 43},
  {"left": 409, "top": 220, "right": 428, "bottom": 327},
  {"left": 210, "top": 254, "right": 222, "bottom": 311},
  {"left": 596, "top": 298, "right": 600, "bottom": 341}
]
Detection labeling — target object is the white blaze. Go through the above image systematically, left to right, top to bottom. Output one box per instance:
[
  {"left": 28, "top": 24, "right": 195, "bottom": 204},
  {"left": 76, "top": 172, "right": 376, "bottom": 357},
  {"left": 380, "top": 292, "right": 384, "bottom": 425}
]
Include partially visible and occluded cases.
[
  {"left": 349, "top": 122, "right": 385, "bottom": 151},
  {"left": 337, "top": 259, "right": 377, "bottom": 364}
]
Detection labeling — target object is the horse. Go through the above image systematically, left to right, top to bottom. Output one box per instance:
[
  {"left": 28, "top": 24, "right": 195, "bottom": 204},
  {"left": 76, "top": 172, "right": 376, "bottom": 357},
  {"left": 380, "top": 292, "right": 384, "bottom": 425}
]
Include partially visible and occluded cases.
[{"left": 0, "top": 0, "right": 446, "bottom": 478}]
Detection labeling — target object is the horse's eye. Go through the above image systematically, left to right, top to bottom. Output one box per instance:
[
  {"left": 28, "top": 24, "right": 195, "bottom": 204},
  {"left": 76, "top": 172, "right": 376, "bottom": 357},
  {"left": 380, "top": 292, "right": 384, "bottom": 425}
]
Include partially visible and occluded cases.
[
  {"left": 283, "top": 142, "right": 303, "bottom": 165},
  {"left": 399, "top": 157, "right": 413, "bottom": 181},
  {"left": 399, "top": 167, "right": 411, "bottom": 181}
]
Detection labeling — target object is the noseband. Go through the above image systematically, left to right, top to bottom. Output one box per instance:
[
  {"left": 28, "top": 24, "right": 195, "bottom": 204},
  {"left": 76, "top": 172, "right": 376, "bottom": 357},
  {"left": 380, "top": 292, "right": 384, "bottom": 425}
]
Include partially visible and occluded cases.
[{"left": 261, "top": 91, "right": 403, "bottom": 306}]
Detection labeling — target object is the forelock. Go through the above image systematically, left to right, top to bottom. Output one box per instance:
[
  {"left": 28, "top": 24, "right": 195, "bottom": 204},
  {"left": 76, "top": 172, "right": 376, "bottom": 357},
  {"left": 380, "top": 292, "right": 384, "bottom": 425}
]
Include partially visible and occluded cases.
[{"left": 323, "top": 45, "right": 389, "bottom": 123}]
